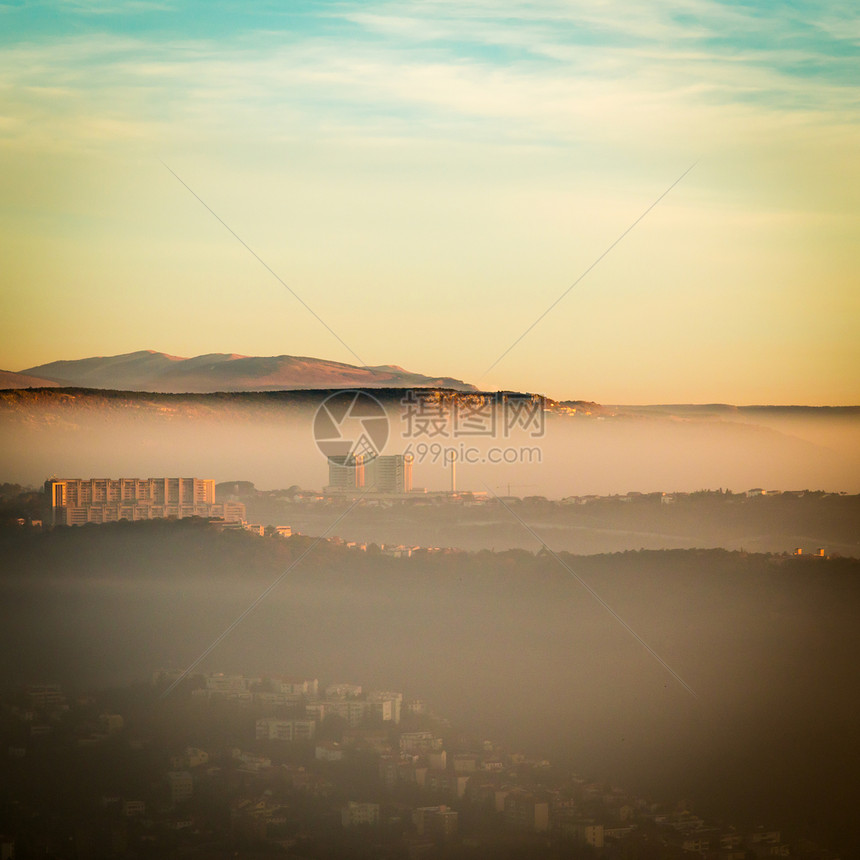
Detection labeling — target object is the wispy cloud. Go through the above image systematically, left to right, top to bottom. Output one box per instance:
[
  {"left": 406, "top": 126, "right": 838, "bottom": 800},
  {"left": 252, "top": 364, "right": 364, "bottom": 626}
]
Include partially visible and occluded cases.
[
  {"left": 56, "top": 0, "right": 174, "bottom": 13},
  {"left": 2, "top": 13, "right": 856, "bottom": 164}
]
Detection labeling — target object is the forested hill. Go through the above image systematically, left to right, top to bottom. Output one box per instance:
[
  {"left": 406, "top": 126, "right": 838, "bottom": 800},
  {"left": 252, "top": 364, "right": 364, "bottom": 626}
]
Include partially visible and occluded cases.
[{"left": 1, "top": 518, "right": 859, "bottom": 853}]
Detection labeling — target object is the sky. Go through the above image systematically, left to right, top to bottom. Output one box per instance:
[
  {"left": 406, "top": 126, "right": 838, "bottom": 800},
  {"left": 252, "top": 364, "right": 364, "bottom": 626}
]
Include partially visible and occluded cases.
[{"left": 1, "top": 0, "right": 858, "bottom": 404}]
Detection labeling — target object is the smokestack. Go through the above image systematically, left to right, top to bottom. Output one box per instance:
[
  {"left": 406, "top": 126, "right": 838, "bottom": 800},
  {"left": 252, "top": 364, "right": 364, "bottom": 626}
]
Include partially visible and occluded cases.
[{"left": 404, "top": 454, "right": 413, "bottom": 493}]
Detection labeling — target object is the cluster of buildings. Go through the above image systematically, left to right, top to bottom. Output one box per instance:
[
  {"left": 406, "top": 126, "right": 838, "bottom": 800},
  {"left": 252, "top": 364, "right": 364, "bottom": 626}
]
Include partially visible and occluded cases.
[
  {"left": 38, "top": 477, "right": 297, "bottom": 546},
  {"left": 43, "top": 477, "right": 245, "bottom": 526},
  {"left": 215, "top": 521, "right": 291, "bottom": 538},
  {"left": 181, "top": 673, "right": 317, "bottom": 704},
  {"left": 187, "top": 673, "right": 405, "bottom": 730},
  {"left": 190, "top": 673, "right": 794, "bottom": 857},
  {"left": 229, "top": 674, "right": 800, "bottom": 858},
  {"left": 2, "top": 675, "right": 831, "bottom": 860},
  {"left": 648, "top": 811, "right": 789, "bottom": 857}
]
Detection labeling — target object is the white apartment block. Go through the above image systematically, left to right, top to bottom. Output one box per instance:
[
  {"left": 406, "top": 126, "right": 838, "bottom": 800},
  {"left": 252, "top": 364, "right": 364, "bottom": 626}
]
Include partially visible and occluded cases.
[
  {"left": 44, "top": 477, "right": 245, "bottom": 525},
  {"left": 206, "top": 674, "right": 252, "bottom": 694},
  {"left": 277, "top": 678, "right": 319, "bottom": 697},
  {"left": 325, "top": 683, "right": 363, "bottom": 698},
  {"left": 367, "top": 691, "right": 403, "bottom": 724},
  {"left": 322, "top": 700, "right": 371, "bottom": 727},
  {"left": 255, "top": 719, "right": 316, "bottom": 742},
  {"left": 400, "top": 731, "right": 443, "bottom": 754}
]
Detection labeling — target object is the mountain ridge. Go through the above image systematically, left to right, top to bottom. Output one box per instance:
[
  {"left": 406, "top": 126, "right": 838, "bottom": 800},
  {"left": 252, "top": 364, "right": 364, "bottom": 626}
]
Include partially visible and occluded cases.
[{"left": 16, "top": 350, "right": 476, "bottom": 393}]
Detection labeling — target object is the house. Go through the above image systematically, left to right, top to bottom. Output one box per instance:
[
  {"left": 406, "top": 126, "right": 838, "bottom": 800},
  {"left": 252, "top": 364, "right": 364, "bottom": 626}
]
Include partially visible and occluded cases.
[
  {"left": 166, "top": 771, "right": 193, "bottom": 805},
  {"left": 504, "top": 790, "right": 550, "bottom": 833},
  {"left": 341, "top": 801, "right": 380, "bottom": 828}
]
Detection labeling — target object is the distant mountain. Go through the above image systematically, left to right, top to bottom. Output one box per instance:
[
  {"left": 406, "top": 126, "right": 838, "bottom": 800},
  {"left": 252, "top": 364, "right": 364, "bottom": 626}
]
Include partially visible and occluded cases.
[
  {"left": 18, "top": 350, "right": 476, "bottom": 393},
  {"left": 0, "top": 369, "right": 60, "bottom": 389}
]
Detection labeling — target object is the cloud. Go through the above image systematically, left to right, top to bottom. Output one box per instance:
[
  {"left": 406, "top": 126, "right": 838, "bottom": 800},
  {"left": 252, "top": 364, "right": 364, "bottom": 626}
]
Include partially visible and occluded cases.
[
  {"left": 56, "top": 0, "right": 174, "bottom": 13},
  {"left": 1, "top": 3, "right": 857, "bottom": 232},
  {"left": 1, "top": 18, "right": 856, "bottom": 161}
]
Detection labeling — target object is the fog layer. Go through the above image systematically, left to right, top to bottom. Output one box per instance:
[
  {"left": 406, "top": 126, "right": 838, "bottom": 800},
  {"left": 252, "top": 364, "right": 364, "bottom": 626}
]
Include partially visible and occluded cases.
[{"left": 1, "top": 390, "right": 858, "bottom": 495}]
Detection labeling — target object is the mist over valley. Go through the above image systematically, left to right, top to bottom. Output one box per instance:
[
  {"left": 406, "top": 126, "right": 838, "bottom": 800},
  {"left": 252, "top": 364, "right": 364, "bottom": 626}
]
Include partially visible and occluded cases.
[{"left": 1, "top": 519, "right": 858, "bottom": 855}]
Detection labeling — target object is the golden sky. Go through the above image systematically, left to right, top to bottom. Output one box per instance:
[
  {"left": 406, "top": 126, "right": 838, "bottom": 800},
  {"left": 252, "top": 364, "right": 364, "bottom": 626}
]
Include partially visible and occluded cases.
[{"left": 1, "top": 0, "right": 858, "bottom": 403}]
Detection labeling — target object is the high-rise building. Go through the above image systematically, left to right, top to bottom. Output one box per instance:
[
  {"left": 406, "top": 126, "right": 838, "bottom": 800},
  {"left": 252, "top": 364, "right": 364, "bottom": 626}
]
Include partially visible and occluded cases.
[
  {"left": 326, "top": 454, "right": 412, "bottom": 494},
  {"left": 327, "top": 455, "right": 365, "bottom": 490},
  {"left": 366, "top": 455, "right": 410, "bottom": 494},
  {"left": 44, "top": 477, "right": 245, "bottom": 525}
]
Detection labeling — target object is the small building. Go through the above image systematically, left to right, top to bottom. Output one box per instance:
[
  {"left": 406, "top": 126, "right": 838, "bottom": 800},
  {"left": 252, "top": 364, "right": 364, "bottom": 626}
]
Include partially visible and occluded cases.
[
  {"left": 325, "top": 682, "right": 362, "bottom": 698},
  {"left": 26, "top": 684, "right": 65, "bottom": 710},
  {"left": 99, "top": 713, "right": 124, "bottom": 734},
  {"left": 255, "top": 718, "right": 316, "bottom": 742},
  {"left": 400, "top": 731, "right": 440, "bottom": 754},
  {"left": 315, "top": 742, "right": 344, "bottom": 762},
  {"left": 185, "top": 747, "right": 209, "bottom": 768},
  {"left": 428, "top": 750, "right": 447, "bottom": 771},
  {"left": 452, "top": 753, "right": 479, "bottom": 773},
  {"left": 167, "top": 771, "right": 193, "bottom": 805},
  {"left": 504, "top": 790, "right": 549, "bottom": 833},
  {"left": 123, "top": 800, "right": 145, "bottom": 817},
  {"left": 341, "top": 801, "right": 380, "bottom": 828},
  {"left": 413, "top": 805, "right": 458, "bottom": 838},
  {"left": 558, "top": 820, "right": 604, "bottom": 849}
]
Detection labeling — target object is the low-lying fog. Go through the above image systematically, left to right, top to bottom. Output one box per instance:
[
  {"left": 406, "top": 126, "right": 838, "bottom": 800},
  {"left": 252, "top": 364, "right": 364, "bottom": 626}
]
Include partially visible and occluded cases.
[{"left": 1, "top": 391, "right": 858, "bottom": 496}]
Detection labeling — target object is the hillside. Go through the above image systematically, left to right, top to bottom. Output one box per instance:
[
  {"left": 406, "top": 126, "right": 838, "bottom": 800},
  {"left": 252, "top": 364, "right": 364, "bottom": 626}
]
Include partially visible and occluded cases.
[
  {"left": 0, "top": 369, "right": 60, "bottom": 389},
  {"left": 236, "top": 489, "right": 860, "bottom": 557},
  {"left": 0, "top": 521, "right": 858, "bottom": 855}
]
